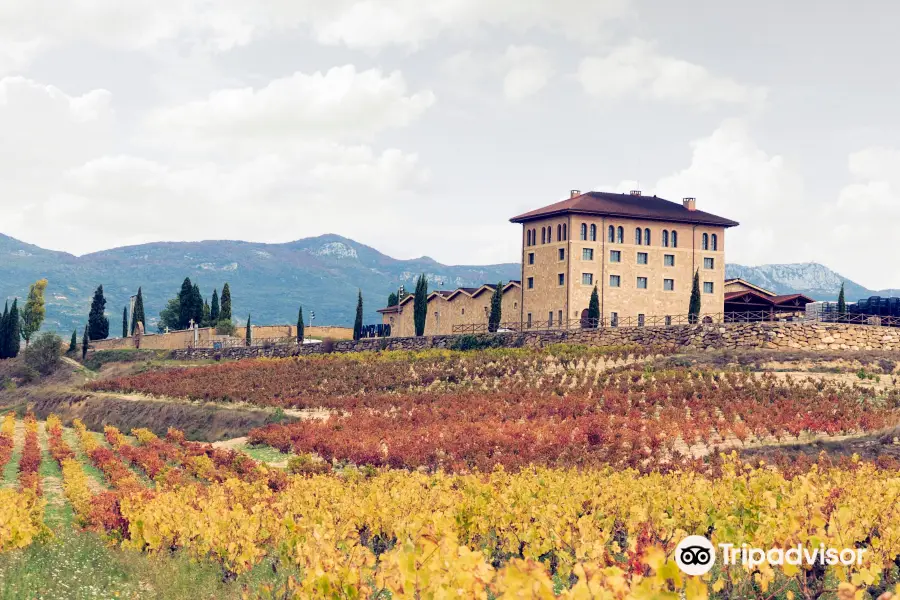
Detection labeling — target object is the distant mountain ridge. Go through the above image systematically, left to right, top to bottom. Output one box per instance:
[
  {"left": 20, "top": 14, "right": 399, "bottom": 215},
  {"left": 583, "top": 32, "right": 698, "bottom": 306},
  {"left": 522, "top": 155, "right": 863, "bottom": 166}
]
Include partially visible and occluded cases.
[
  {"left": 0, "top": 231, "right": 893, "bottom": 334},
  {"left": 0, "top": 232, "right": 520, "bottom": 334}
]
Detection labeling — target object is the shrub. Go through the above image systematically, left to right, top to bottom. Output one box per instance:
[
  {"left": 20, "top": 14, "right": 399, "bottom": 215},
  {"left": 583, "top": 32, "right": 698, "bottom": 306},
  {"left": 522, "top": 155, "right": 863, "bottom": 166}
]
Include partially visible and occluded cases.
[
  {"left": 215, "top": 320, "right": 236, "bottom": 336},
  {"left": 23, "top": 332, "right": 62, "bottom": 375},
  {"left": 450, "top": 334, "right": 505, "bottom": 351},
  {"left": 322, "top": 338, "right": 335, "bottom": 354},
  {"left": 286, "top": 453, "right": 331, "bottom": 476}
]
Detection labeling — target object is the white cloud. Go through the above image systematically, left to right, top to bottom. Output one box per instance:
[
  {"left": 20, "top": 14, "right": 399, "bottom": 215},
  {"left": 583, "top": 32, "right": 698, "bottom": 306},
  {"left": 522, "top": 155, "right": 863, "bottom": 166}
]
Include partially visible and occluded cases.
[
  {"left": 0, "top": 0, "right": 631, "bottom": 72},
  {"left": 578, "top": 39, "right": 766, "bottom": 109},
  {"left": 441, "top": 45, "right": 554, "bottom": 102},
  {"left": 502, "top": 46, "right": 554, "bottom": 101},
  {"left": 145, "top": 66, "right": 435, "bottom": 154},
  {"left": 596, "top": 119, "right": 806, "bottom": 266}
]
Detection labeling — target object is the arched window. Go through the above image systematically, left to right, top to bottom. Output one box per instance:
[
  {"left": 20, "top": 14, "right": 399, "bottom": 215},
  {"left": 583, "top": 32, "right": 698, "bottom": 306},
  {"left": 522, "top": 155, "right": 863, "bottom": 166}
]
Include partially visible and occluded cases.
[
  {"left": 581, "top": 223, "right": 588, "bottom": 241},
  {"left": 562, "top": 224, "right": 567, "bottom": 241},
  {"left": 589, "top": 224, "right": 597, "bottom": 242},
  {"left": 557, "top": 225, "right": 561, "bottom": 242},
  {"left": 607, "top": 225, "right": 615, "bottom": 242},
  {"left": 548, "top": 226, "right": 553, "bottom": 243},
  {"left": 616, "top": 226, "right": 624, "bottom": 244},
  {"left": 541, "top": 227, "right": 546, "bottom": 244},
  {"left": 635, "top": 228, "right": 642, "bottom": 245},
  {"left": 643, "top": 228, "right": 650, "bottom": 246},
  {"left": 532, "top": 229, "right": 536, "bottom": 246},
  {"left": 526, "top": 230, "right": 531, "bottom": 246},
  {"left": 662, "top": 230, "right": 669, "bottom": 247},
  {"left": 671, "top": 231, "right": 678, "bottom": 248},
  {"left": 702, "top": 233, "right": 709, "bottom": 250},
  {"left": 711, "top": 233, "right": 718, "bottom": 251}
]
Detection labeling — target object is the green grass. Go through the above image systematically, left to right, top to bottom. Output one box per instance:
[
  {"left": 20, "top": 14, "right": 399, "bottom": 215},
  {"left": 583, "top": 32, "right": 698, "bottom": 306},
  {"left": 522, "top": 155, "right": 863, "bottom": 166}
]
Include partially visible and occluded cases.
[
  {"left": 62, "top": 428, "right": 107, "bottom": 490},
  {"left": 1, "top": 433, "right": 20, "bottom": 488},
  {"left": 242, "top": 443, "right": 291, "bottom": 464},
  {"left": 0, "top": 529, "right": 288, "bottom": 600}
]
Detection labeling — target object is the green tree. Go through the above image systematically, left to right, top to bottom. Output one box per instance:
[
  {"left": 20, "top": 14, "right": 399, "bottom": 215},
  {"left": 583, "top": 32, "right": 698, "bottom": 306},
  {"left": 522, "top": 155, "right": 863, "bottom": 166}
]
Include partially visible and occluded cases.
[
  {"left": 689, "top": 270, "right": 702, "bottom": 324},
  {"left": 413, "top": 274, "right": 428, "bottom": 337},
  {"left": 20, "top": 278, "right": 48, "bottom": 347},
  {"left": 178, "top": 278, "right": 194, "bottom": 329},
  {"left": 488, "top": 282, "right": 503, "bottom": 333},
  {"left": 837, "top": 282, "right": 847, "bottom": 316},
  {"left": 191, "top": 283, "right": 204, "bottom": 326},
  {"left": 220, "top": 283, "right": 232, "bottom": 323},
  {"left": 88, "top": 285, "right": 109, "bottom": 340},
  {"left": 587, "top": 285, "right": 600, "bottom": 328},
  {"left": 131, "top": 287, "right": 145, "bottom": 335},
  {"left": 210, "top": 289, "right": 220, "bottom": 323},
  {"left": 353, "top": 291, "right": 364, "bottom": 341},
  {"left": 387, "top": 292, "right": 398, "bottom": 307},
  {"left": 158, "top": 298, "right": 181, "bottom": 333},
  {"left": 0, "top": 300, "right": 9, "bottom": 360},
  {"left": 7, "top": 300, "right": 20, "bottom": 358},
  {"left": 201, "top": 300, "right": 211, "bottom": 327},
  {"left": 0, "top": 302, "right": 8, "bottom": 359},
  {"left": 122, "top": 306, "right": 128, "bottom": 338},
  {"left": 297, "top": 306, "right": 305, "bottom": 343},
  {"left": 245, "top": 314, "right": 252, "bottom": 346},
  {"left": 82, "top": 324, "right": 89, "bottom": 360},
  {"left": 69, "top": 330, "right": 77, "bottom": 353},
  {"left": 23, "top": 331, "right": 62, "bottom": 375}
]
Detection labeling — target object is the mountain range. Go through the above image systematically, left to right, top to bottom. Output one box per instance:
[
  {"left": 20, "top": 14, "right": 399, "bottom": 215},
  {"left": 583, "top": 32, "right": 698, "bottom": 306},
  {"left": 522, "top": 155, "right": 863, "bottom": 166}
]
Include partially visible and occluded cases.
[{"left": 0, "top": 231, "right": 895, "bottom": 335}]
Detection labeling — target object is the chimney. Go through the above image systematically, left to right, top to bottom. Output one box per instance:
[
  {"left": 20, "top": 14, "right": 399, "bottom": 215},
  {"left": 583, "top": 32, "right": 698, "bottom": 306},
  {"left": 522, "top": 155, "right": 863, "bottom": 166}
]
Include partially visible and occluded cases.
[
  {"left": 570, "top": 189, "right": 581, "bottom": 198},
  {"left": 629, "top": 190, "right": 641, "bottom": 196},
  {"left": 683, "top": 197, "right": 696, "bottom": 211}
]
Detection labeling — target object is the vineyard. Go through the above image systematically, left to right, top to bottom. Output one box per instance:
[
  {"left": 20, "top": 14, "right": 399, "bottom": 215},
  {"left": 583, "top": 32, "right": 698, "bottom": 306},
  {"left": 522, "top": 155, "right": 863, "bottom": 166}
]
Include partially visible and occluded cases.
[{"left": 4, "top": 345, "right": 900, "bottom": 598}]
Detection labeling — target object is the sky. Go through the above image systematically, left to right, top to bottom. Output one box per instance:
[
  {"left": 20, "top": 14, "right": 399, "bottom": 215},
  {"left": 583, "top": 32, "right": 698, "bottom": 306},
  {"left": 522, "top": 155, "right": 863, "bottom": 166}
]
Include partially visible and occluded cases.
[{"left": 1, "top": 0, "right": 899, "bottom": 288}]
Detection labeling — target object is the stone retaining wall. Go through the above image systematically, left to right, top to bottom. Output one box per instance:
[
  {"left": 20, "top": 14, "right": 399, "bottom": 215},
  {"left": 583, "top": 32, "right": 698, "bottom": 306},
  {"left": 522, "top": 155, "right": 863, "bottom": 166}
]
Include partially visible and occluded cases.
[{"left": 165, "top": 321, "right": 900, "bottom": 361}]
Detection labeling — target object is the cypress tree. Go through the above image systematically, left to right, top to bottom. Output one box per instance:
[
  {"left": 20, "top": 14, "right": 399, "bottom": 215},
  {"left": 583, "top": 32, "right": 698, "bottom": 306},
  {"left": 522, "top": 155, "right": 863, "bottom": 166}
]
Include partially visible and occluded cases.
[
  {"left": 689, "top": 270, "right": 702, "bottom": 324},
  {"left": 413, "top": 274, "right": 428, "bottom": 337},
  {"left": 178, "top": 278, "right": 194, "bottom": 329},
  {"left": 488, "top": 282, "right": 503, "bottom": 333},
  {"left": 837, "top": 282, "right": 847, "bottom": 316},
  {"left": 220, "top": 283, "right": 232, "bottom": 322},
  {"left": 191, "top": 284, "right": 203, "bottom": 326},
  {"left": 88, "top": 285, "right": 109, "bottom": 340},
  {"left": 587, "top": 285, "right": 600, "bottom": 328},
  {"left": 131, "top": 287, "right": 145, "bottom": 335},
  {"left": 210, "top": 289, "right": 220, "bottom": 323},
  {"left": 353, "top": 291, "right": 364, "bottom": 341},
  {"left": 387, "top": 292, "right": 398, "bottom": 307},
  {"left": 7, "top": 300, "right": 20, "bottom": 358},
  {"left": 202, "top": 300, "right": 211, "bottom": 327},
  {"left": 0, "top": 302, "right": 8, "bottom": 359},
  {"left": 122, "top": 306, "right": 128, "bottom": 338},
  {"left": 297, "top": 307, "right": 305, "bottom": 343},
  {"left": 245, "top": 314, "right": 252, "bottom": 346},
  {"left": 82, "top": 324, "right": 89, "bottom": 360},
  {"left": 69, "top": 330, "right": 77, "bottom": 353}
]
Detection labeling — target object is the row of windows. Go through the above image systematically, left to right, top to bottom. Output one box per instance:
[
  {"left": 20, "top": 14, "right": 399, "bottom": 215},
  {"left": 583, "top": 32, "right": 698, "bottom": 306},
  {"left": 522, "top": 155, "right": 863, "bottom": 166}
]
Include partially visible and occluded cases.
[
  {"left": 528, "top": 223, "right": 720, "bottom": 250},
  {"left": 526, "top": 224, "right": 569, "bottom": 246},
  {"left": 527, "top": 250, "right": 716, "bottom": 269},
  {"left": 526, "top": 275, "right": 716, "bottom": 293}
]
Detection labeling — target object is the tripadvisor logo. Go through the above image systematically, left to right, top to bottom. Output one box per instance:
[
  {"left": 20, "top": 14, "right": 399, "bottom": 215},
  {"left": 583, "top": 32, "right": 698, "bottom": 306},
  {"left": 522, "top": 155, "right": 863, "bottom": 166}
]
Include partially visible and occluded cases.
[
  {"left": 674, "top": 536, "right": 868, "bottom": 576},
  {"left": 675, "top": 536, "right": 716, "bottom": 576}
]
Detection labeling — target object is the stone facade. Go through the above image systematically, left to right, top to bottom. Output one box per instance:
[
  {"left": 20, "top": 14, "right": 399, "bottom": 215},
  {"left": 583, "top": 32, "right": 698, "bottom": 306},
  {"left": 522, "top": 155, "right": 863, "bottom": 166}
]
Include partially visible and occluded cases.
[
  {"left": 519, "top": 214, "right": 726, "bottom": 327},
  {"left": 380, "top": 282, "right": 521, "bottom": 337},
  {"left": 167, "top": 321, "right": 900, "bottom": 361}
]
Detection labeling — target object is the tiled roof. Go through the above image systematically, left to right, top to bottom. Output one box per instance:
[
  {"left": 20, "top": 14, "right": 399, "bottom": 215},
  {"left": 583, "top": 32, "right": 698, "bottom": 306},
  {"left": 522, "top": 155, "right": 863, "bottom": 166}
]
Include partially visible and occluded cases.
[{"left": 510, "top": 191, "right": 739, "bottom": 227}]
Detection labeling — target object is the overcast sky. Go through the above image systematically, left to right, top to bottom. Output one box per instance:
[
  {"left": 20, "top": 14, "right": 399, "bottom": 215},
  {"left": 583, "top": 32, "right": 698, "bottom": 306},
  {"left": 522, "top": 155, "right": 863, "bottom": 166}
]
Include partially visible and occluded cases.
[{"left": 1, "top": 1, "right": 899, "bottom": 288}]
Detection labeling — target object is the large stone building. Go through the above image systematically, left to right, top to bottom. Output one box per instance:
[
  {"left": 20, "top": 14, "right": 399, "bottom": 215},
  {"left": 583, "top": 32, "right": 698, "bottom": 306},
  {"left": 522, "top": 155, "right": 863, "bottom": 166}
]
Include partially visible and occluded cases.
[
  {"left": 509, "top": 190, "right": 739, "bottom": 327},
  {"left": 378, "top": 282, "right": 521, "bottom": 337}
]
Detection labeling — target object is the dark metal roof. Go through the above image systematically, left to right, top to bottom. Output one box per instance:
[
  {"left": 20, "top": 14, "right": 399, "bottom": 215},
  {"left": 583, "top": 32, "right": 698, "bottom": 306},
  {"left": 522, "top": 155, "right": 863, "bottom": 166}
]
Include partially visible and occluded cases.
[{"left": 510, "top": 191, "right": 739, "bottom": 228}]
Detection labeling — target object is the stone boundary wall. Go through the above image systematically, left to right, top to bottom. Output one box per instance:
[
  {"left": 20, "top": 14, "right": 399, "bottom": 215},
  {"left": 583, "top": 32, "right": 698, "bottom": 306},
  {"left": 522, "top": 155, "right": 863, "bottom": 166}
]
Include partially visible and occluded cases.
[{"left": 167, "top": 321, "right": 900, "bottom": 361}]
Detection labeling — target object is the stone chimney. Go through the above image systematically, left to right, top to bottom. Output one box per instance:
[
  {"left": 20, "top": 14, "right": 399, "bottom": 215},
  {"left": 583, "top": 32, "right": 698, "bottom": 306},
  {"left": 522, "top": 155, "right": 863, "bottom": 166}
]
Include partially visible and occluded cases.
[
  {"left": 570, "top": 189, "right": 581, "bottom": 198},
  {"left": 629, "top": 190, "right": 641, "bottom": 196},
  {"left": 683, "top": 197, "right": 696, "bottom": 211}
]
